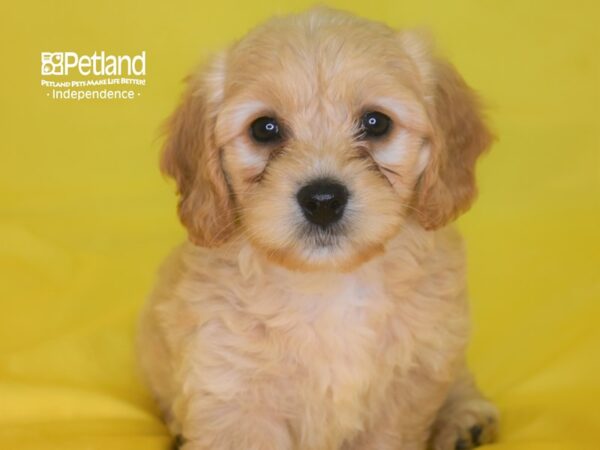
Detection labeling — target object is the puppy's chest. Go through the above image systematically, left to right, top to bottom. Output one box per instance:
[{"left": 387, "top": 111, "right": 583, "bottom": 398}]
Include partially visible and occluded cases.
[{"left": 263, "top": 275, "right": 401, "bottom": 437}]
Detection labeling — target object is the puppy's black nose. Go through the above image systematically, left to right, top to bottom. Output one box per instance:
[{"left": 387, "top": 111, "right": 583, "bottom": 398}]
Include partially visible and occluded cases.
[{"left": 296, "top": 179, "right": 349, "bottom": 228}]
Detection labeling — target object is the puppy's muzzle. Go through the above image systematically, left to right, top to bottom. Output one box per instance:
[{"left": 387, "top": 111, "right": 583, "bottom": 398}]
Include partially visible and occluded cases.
[{"left": 296, "top": 178, "right": 349, "bottom": 228}]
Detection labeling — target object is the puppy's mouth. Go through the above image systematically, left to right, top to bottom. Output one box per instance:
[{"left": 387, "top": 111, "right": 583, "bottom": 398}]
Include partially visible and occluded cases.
[{"left": 299, "top": 222, "right": 348, "bottom": 248}]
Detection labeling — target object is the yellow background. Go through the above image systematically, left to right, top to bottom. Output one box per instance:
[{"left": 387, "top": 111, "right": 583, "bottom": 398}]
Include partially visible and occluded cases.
[{"left": 1, "top": 1, "right": 598, "bottom": 449}]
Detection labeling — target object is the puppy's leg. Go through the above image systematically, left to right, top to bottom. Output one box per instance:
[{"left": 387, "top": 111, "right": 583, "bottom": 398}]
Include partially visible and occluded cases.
[
  {"left": 137, "top": 306, "right": 181, "bottom": 436},
  {"left": 429, "top": 366, "right": 498, "bottom": 450},
  {"left": 345, "top": 371, "right": 452, "bottom": 450},
  {"left": 175, "top": 393, "right": 292, "bottom": 450}
]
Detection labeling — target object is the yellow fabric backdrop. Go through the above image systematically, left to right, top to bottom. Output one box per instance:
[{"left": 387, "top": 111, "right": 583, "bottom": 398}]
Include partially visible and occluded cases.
[{"left": 1, "top": 1, "right": 598, "bottom": 449}]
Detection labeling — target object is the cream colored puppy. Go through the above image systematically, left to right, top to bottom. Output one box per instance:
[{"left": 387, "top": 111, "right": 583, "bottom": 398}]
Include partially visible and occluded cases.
[{"left": 137, "top": 8, "right": 498, "bottom": 450}]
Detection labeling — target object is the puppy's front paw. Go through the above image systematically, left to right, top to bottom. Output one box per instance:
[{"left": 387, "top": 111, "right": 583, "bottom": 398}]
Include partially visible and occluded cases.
[{"left": 430, "top": 398, "right": 499, "bottom": 450}]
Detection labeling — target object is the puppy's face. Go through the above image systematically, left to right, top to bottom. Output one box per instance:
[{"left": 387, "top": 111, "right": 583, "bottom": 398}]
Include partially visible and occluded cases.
[{"left": 162, "top": 10, "right": 492, "bottom": 271}]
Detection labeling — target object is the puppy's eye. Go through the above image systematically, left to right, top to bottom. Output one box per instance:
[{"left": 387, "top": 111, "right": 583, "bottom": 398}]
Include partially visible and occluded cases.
[
  {"left": 361, "top": 111, "right": 391, "bottom": 138},
  {"left": 250, "top": 116, "right": 281, "bottom": 143}
]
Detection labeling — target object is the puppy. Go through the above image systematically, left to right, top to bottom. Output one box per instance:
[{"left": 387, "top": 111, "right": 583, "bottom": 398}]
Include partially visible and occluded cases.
[{"left": 137, "top": 8, "right": 498, "bottom": 450}]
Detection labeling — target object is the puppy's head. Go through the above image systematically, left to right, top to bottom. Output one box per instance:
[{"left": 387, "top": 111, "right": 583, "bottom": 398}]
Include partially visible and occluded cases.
[{"left": 162, "top": 9, "right": 492, "bottom": 271}]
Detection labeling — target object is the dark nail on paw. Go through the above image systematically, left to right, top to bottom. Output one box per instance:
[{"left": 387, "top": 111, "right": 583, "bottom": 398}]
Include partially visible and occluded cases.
[
  {"left": 470, "top": 424, "right": 483, "bottom": 446},
  {"left": 172, "top": 434, "right": 185, "bottom": 450}
]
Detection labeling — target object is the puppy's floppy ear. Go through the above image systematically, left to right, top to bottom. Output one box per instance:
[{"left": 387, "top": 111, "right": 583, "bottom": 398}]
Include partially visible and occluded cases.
[
  {"left": 403, "top": 33, "right": 493, "bottom": 229},
  {"left": 161, "top": 54, "right": 235, "bottom": 246}
]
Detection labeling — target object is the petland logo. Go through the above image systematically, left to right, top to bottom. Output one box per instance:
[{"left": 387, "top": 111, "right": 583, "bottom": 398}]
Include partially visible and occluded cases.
[
  {"left": 40, "top": 51, "right": 147, "bottom": 101},
  {"left": 41, "top": 51, "right": 146, "bottom": 76}
]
